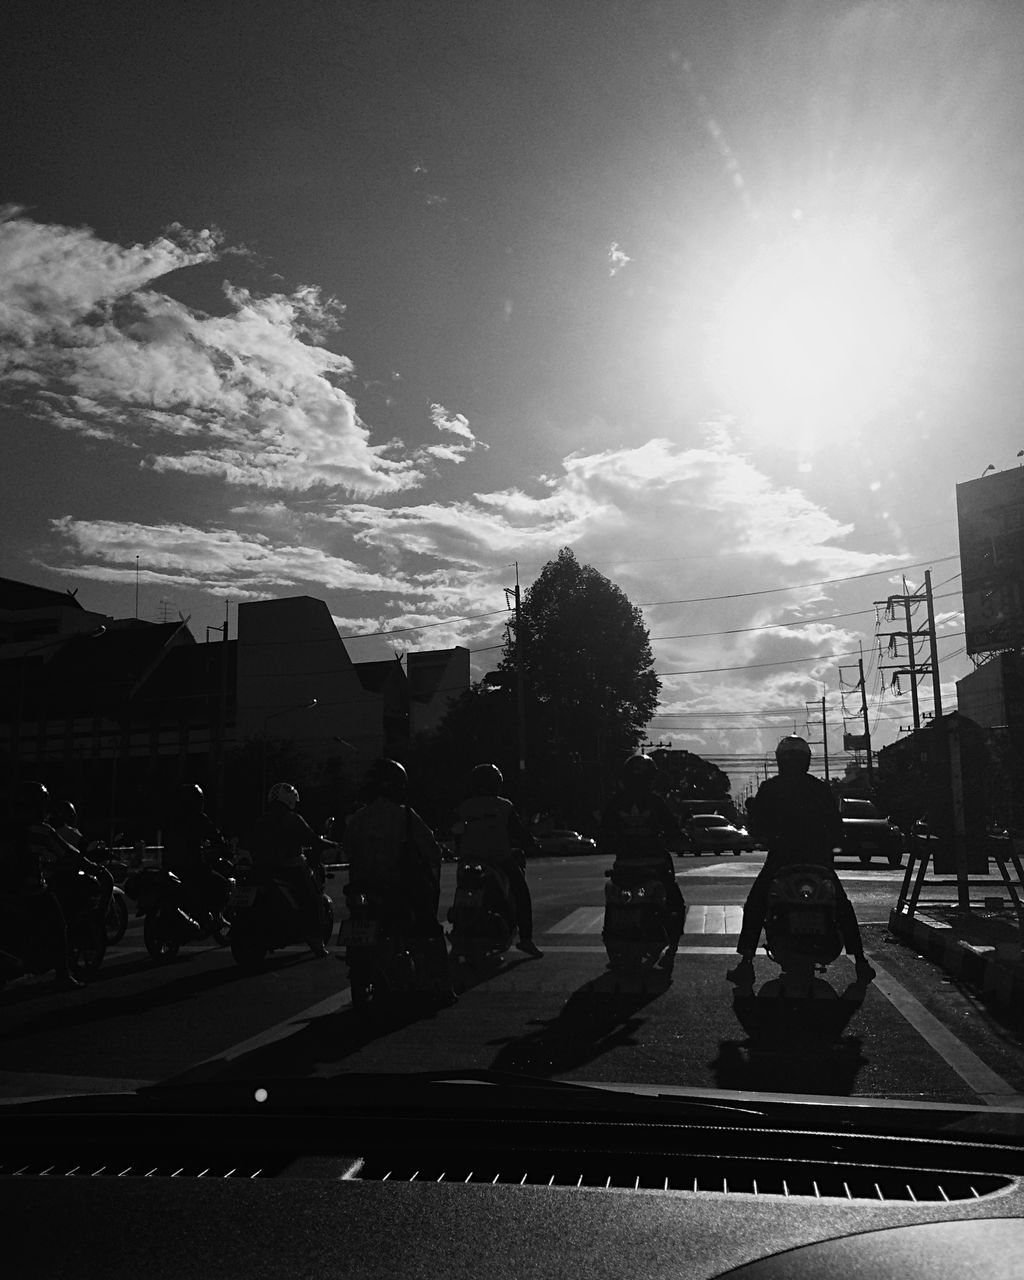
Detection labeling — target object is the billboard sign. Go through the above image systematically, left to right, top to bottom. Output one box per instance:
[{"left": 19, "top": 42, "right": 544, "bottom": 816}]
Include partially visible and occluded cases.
[{"left": 956, "top": 469, "right": 1024, "bottom": 656}]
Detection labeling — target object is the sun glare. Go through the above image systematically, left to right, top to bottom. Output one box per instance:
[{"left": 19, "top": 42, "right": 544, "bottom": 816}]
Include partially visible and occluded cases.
[{"left": 705, "top": 224, "right": 924, "bottom": 452}]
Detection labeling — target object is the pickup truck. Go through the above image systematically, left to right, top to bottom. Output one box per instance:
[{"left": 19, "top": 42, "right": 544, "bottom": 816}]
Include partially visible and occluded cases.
[{"left": 838, "top": 797, "right": 904, "bottom": 866}]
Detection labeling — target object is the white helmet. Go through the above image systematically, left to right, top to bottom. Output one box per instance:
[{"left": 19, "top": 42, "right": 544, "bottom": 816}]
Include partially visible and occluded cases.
[{"left": 268, "top": 782, "right": 300, "bottom": 810}]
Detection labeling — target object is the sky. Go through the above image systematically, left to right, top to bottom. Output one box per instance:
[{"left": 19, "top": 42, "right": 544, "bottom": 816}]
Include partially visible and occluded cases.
[{"left": 3, "top": 0, "right": 1024, "bottom": 796}]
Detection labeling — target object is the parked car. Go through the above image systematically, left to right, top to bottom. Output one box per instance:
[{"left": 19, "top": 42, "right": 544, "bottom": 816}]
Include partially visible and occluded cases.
[
  {"left": 838, "top": 798, "right": 904, "bottom": 866},
  {"left": 683, "top": 813, "right": 757, "bottom": 855},
  {"left": 531, "top": 829, "right": 598, "bottom": 856}
]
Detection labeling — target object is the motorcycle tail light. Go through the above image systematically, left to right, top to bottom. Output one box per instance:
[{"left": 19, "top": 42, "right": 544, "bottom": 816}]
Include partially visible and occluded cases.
[{"left": 799, "top": 882, "right": 816, "bottom": 898}]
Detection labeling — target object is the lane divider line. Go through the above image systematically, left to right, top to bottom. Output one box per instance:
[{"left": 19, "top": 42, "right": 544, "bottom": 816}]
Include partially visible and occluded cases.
[{"left": 867, "top": 954, "right": 1024, "bottom": 1105}]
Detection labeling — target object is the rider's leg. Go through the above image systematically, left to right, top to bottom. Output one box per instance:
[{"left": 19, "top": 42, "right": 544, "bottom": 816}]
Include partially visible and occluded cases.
[
  {"left": 506, "top": 862, "right": 542, "bottom": 957},
  {"left": 728, "top": 865, "right": 774, "bottom": 982},
  {"left": 835, "top": 884, "right": 875, "bottom": 982}
]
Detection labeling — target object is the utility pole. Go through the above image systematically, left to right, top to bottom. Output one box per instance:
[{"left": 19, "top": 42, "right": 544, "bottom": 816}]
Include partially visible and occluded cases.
[
  {"left": 504, "top": 564, "right": 527, "bottom": 780},
  {"left": 924, "top": 569, "right": 943, "bottom": 718},
  {"left": 876, "top": 575, "right": 938, "bottom": 731},
  {"left": 859, "top": 653, "right": 874, "bottom": 787},
  {"left": 821, "top": 694, "right": 830, "bottom": 782}
]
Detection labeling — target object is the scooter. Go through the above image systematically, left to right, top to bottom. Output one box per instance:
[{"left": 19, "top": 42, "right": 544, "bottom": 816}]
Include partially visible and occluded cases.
[
  {"left": 602, "top": 856, "right": 680, "bottom": 975},
  {"left": 126, "top": 857, "right": 234, "bottom": 962},
  {"left": 228, "top": 858, "right": 334, "bottom": 972},
  {"left": 447, "top": 860, "right": 515, "bottom": 970},
  {"left": 732, "top": 863, "right": 866, "bottom": 1041},
  {"left": 0, "top": 866, "right": 108, "bottom": 990},
  {"left": 341, "top": 884, "right": 441, "bottom": 1012}
]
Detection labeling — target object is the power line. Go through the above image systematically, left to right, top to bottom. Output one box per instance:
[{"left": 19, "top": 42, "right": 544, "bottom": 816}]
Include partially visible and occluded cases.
[
  {"left": 637, "top": 554, "right": 960, "bottom": 609},
  {"left": 650, "top": 592, "right": 960, "bottom": 643}
]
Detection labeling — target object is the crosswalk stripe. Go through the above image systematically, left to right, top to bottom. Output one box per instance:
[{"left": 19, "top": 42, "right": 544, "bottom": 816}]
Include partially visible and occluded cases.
[
  {"left": 545, "top": 905, "right": 742, "bottom": 936},
  {"left": 547, "top": 907, "right": 605, "bottom": 934}
]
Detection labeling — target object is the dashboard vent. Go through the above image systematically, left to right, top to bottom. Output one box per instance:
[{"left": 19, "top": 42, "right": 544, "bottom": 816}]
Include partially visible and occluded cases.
[
  {"left": 0, "top": 1154, "right": 283, "bottom": 1179},
  {"left": 349, "top": 1155, "right": 1014, "bottom": 1202}
]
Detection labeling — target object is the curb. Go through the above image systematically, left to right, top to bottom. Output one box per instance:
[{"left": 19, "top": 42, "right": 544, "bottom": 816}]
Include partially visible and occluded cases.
[{"left": 888, "top": 907, "right": 1024, "bottom": 1010}]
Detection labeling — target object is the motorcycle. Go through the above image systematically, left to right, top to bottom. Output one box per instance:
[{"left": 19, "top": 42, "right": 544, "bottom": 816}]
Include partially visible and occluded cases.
[
  {"left": 125, "top": 854, "right": 234, "bottom": 962},
  {"left": 602, "top": 856, "right": 680, "bottom": 976},
  {"left": 228, "top": 857, "right": 334, "bottom": 972},
  {"left": 446, "top": 860, "right": 515, "bottom": 970},
  {"left": 732, "top": 862, "right": 866, "bottom": 1041},
  {"left": 0, "top": 866, "right": 108, "bottom": 990},
  {"left": 340, "top": 884, "right": 440, "bottom": 1012}
]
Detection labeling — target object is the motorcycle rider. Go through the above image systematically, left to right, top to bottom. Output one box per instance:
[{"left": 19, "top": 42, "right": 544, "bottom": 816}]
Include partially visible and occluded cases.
[
  {"left": 727, "top": 735, "right": 876, "bottom": 988},
  {"left": 600, "top": 753, "right": 687, "bottom": 974},
  {"left": 344, "top": 758, "right": 455, "bottom": 1000},
  {"left": 455, "top": 763, "right": 543, "bottom": 958},
  {"left": 0, "top": 781, "right": 106, "bottom": 989},
  {"left": 246, "top": 782, "right": 331, "bottom": 958},
  {"left": 161, "top": 783, "right": 230, "bottom": 928}
]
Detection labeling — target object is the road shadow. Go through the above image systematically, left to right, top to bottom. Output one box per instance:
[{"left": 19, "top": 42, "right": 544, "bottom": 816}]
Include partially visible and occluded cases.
[
  {"left": 0, "top": 949, "right": 315, "bottom": 1042},
  {"left": 486, "top": 968, "right": 673, "bottom": 1077},
  {"left": 156, "top": 988, "right": 459, "bottom": 1087},
  {"left": 711, "top": 988, "right": 869, "bottom": 1095}
]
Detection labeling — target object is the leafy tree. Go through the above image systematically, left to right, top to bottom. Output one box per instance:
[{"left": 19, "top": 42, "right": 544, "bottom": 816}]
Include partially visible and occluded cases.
[{"left": 502, "top": 548, "right": 660, "bottom": 796}]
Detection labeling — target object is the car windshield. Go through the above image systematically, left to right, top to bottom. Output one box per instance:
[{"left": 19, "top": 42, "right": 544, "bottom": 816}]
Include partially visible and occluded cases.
[
  {"left": 4, "top": 0, "right": 1024, "bottom": 1145},
  {"left": 841, "top": 800, "right": 882, "bottom": 819}
]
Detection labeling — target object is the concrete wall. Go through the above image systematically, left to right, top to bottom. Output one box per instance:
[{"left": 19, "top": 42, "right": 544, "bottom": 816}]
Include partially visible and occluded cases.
[{"left": 235, "top": 596, "right": 384, "bottom": 765}]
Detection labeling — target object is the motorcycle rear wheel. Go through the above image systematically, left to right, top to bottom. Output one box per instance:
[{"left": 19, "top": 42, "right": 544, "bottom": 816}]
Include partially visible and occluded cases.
[{"left": 144, "top": 911, "right": 180, "bottom": 962}]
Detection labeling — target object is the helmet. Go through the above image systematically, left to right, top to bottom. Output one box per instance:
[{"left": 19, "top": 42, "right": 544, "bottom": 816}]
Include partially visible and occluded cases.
[
  {"left": 775, "top": 735, "right": 811, "bottom": 771},
  {"left": 622, "top": 753, "right": 656, "bottom": 784},
  {"left": 364, "top": 757, "right": 408, "bottom": 800},
  {"left": 470, "top": 763, "right": 504, "bottom": 796},
  {"left": 16, "top": 780, "right": 51, "bottom": 823},
  {"left": 268, "top": 782, "right": 300, "bottom": 810}
]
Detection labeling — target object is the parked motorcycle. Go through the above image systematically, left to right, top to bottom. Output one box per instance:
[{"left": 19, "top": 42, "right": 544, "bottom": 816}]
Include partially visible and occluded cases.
[
  {"left": 602, "top": 856, "right": 679, "bottom": 975},
  {"left": 125, "top": 859, "right": 233, "bottom": 962},
  {"left": 228, "top": 859, "right": 334, "bottom": 972},
  {"left": 446, "top": 860, "right": 514, "bottom": 970},
  {"left": 732, "top": 862, "right": 866, "bottom": 1040},
  {"left": 0, "top": 867, "right": 108, "bottom": 990}
]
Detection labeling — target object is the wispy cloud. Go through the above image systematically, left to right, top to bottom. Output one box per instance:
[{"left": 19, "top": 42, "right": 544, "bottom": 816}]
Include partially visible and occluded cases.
[
  {"left": 0, "top": 211, "right": 478, "bottom": 496},
  {"left": 608, "top": 241, "right": 632, "bottom": 276}
]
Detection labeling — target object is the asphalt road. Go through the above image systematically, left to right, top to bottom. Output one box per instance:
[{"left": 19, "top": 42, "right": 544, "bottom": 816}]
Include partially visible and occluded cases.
[{"left": 3, "top": 851, "right": 1024, "bottom": 1108}]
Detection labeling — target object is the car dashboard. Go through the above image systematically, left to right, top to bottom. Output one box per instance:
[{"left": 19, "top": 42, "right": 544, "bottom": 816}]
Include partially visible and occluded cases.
[{"left": 5, "top": 1083, "right": 1024, "bottom": 1279}]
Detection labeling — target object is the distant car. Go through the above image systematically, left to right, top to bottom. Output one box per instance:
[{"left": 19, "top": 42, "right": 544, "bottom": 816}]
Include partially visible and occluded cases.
[
  {"left": 838, "top": 798, "right": 904, "bottom": 866},
  {"left": 682, "top": 813, "right": 757, "bottom": 855},
  {"left": 531, "top": 829, "right": 598, "bottom": 856}
]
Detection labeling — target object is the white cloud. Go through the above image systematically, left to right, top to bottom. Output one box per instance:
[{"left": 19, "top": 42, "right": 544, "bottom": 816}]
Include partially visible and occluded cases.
[
  {"left": 0, "top": 212, "right": 475, "bottom": 497},
  {"left": 608, "top": 242, "right": 632, "bottom": 276}
]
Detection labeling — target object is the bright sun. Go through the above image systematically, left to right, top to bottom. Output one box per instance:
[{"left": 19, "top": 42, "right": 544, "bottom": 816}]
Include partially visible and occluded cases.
[{"left": 705, "top": 223, "right": 924, "bottom": 452}]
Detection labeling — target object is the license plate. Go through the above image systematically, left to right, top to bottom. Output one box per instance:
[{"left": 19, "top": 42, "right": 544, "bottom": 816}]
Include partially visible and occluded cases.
[
  {"left": 229, "top": 886, "right": 258, "bottom": 909},
  {"left": 456, "top": 890, "right": 483, "bottom": 909},
  {"left": 789, "top": 910, "right": 827, "bottom": 936},
  {"left": 342, "top": 920, "right": 378, "bottom": 946}
]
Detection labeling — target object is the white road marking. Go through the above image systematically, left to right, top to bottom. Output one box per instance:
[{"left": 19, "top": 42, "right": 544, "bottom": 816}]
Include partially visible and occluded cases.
[
  {"left": 677, "top": 863, "right": 906, "bottom": 882},
  {"left": 685, "top": 904, "right": 744, "bottom": 934},
  {"left": 546, "top": 905, "right": 742, "bottom": 935},
  {"left": 548, "top": 907, "right": 605, "bottom": 934},
  {"left": 540, "top": 945, "right": 738, "bottom": 955},
  {"left": 867, "top": 955, "right": 1024, "bottom": 1106},
  {"left": 181, "top": 986, "right": 354, "bottom": 1074},
  {"left": 0, "top": 1071, "right": 156, "bottom": 1100}
]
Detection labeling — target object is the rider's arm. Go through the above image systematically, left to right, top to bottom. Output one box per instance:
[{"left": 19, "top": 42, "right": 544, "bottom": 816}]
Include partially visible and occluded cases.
[
  {"left": 508, "top": 808, "right": 539, "bottom": 858},
  {"left": 409, "top": 810, "right": 442, "bottom": 874}
]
